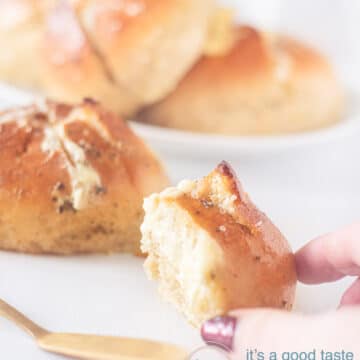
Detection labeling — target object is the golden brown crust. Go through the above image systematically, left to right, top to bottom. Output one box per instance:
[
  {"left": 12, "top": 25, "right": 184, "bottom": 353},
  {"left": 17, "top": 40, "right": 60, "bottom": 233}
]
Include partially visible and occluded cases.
[
  {"left": 42, "top": 0, "right": 215, "bottom": 117},
  {"left": 138, "top": 26, "right": 345, "bottom": 134},
  {"left": 0, "top": 99, "right": 168, "bottom": 254},
  {"left": 176, "top": 161, "right": 296, "bottom": 311}
]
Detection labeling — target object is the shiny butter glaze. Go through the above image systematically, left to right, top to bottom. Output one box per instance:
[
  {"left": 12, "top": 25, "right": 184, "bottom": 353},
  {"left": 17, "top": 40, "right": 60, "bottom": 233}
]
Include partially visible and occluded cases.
[
  {"left": 0, "top": 100, "right": 126, "bottom": 212},
  {"left": 175, "top": 162, "right": 297, "bottom": 311}
]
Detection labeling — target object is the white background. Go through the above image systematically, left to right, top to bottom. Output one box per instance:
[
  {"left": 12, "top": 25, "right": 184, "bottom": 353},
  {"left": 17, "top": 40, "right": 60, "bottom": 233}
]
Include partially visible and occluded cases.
[{"left": 1, "top": 1, "right": 360, "bottom": 359}]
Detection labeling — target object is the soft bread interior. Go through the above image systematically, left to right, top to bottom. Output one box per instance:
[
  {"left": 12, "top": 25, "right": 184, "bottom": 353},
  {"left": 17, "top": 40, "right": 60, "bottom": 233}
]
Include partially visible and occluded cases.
[{"left": 141, "top": 186, "right": 225, "bottom": 326}]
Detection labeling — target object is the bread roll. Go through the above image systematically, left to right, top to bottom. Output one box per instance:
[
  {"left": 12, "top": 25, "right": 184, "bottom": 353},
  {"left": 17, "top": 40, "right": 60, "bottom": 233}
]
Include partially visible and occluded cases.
[
  {"left": 0, "top": 0, "right": 54, "bottom": 88},
  {"left": 42, "top": 0, "right": 215, "bottom": 117},
  {"left": 42, "top": 1, "right": 133, "bottom": 116},
  {"left": 138, "top": 26, "right": 345, "bottom": 135},
  {"left": 0, "top": 99, "right": 168, "bottom": 254},
  {"left": 141, "top": 161, "right": 297, "bottom": 327}
]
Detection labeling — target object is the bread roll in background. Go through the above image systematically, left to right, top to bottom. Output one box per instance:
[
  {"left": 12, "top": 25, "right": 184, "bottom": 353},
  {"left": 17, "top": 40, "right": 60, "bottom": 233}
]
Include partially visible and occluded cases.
[
  {"left": 0, "top": 0, "right": 55, "bottom": 88},
  {"left": 42, "top": 0, "right": 215, "bottom": 117},
  {"left": 42, "top": 1, "right": 134, "bottom": 116},
  {"left": 138, "top": 26, "right": 345, "bottom": 135},
  {"left": 0, "top": 99, "right": 168, "bottom": 254},
  {"left": 141, "top": 161, "right": 297, "bottom": 327}
]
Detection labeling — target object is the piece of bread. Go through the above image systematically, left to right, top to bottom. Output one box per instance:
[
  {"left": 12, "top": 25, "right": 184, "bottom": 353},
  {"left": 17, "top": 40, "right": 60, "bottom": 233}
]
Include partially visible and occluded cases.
[
  {"left": 0, "top": 0, "right": 55, "bottom": 88},
  {"left": 41, "top": 0, "right": 215, "bottom": 117},
  {"left": 138, "top": 26, "right": 345, "bottom": 135},
  {"left": 0, "top": 99, "right": 168, "bottom": 254},
  {"left": 141, "top": 161, "right": 297, "bottom": 327}
]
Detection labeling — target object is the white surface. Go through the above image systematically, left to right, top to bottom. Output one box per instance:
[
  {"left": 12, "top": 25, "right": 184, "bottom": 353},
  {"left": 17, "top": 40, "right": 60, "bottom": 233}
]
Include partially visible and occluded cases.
[{"left": 0, "top": 254, "right": 199, "bottom": 358}]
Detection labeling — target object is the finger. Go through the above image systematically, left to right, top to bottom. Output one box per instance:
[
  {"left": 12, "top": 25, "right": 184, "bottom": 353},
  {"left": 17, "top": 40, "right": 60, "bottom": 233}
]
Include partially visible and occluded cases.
[
  {"left": 296, "top": 222, "right": 360, "bottom": 284},
  {"left": 340, "top": 277, "right": 360, "bottom": 307},
  {"left": 201, "top": 308, "right": 360, "bottom": 358}
]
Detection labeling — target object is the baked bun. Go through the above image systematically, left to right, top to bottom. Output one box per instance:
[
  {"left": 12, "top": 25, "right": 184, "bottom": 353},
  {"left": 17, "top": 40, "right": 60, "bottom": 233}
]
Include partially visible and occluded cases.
[
  {"left": 0, "top": 0, "right": 54, "bottom": 88},
  {"left": 42, "top": 0, "right": 215, "bottom": 117},
  {"left": 138, "top": 26, "right": 345, "bottom": 135},
  {"left": 0, "top": 99, "right": 168, "bottom": 254},
  {"left": 141, "top": 161, "right": 297, "bottom": 327}
]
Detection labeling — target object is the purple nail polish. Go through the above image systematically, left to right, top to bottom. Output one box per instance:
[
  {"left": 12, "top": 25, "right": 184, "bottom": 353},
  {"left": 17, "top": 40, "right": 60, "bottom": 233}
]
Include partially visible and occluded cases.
[{"left": 201, "top": 315, "right": 237, "bottom": 352}]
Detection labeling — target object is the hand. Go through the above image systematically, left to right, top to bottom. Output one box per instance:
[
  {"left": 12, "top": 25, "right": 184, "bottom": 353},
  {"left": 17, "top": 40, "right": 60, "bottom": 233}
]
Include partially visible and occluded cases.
[{"left": 201, "top": 223, "right": 360, "bottom": 359}]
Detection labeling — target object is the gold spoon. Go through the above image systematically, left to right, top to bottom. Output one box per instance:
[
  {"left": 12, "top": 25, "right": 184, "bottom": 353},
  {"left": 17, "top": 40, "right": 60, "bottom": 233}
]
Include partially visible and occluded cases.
[{"left": 0, "top": 298, "right": 188, "bottom": 360}]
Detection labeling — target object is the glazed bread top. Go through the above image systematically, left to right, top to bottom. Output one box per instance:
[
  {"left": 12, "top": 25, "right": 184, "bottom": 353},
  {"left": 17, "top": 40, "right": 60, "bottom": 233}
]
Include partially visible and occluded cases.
[
  {"left": 0, "top": 99, "right": 168, "bottom": 213},
  {"left": 171, "top": 162, "right": 297, "bottom": 311}
]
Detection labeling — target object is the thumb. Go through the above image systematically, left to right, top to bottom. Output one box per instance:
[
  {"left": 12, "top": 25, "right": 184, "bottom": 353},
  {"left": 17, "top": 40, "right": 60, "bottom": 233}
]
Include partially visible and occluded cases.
[{"left": 201, "top": 308, "right": 360, "bottom": 359}]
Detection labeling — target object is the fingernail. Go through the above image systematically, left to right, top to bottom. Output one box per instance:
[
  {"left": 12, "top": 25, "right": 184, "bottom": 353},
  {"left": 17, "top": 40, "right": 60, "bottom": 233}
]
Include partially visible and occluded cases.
[{"left": 201, "top": 315, "right": 237, "bottom": 351}]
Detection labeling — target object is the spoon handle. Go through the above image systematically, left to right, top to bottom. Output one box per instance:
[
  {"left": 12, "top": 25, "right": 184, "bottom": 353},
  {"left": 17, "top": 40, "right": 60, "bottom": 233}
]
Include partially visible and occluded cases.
[
  {"left": 0, "top": 298, "right": 47, "bottom": 338},
  {"left": 0, "top": 299, "right": 187, "bottom": 360},
  {"left": 37, "top": 333, "right": 188, "bottom": 360}
]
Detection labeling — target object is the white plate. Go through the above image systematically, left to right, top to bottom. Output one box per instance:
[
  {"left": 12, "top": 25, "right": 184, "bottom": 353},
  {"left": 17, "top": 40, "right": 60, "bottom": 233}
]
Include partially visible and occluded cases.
[
  {"left": 0, "top": 83, "right": 359, "bottom": 359},
  {"left": 131, "top": 92, "right": 360, "bottom": 156}
]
